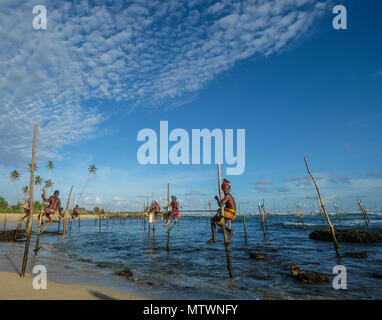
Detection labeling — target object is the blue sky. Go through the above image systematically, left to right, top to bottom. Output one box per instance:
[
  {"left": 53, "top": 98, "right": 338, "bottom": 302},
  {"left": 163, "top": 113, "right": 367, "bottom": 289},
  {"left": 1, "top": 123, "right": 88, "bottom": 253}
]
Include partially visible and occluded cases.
[{"left": 0, "top": 0, "right": 381, "bottom": 213}]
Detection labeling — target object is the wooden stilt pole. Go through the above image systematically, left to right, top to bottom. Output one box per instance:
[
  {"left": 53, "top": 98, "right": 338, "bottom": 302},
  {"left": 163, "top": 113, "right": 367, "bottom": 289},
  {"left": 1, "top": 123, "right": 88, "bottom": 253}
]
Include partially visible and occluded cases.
[
  {"left": 21, "top": 123, "right": 38, "bottom": 278},
  {"left": 304, "top": 157, "right": 340, "bottom": 256},
  {"left": 217, "top": 163, "right": 234, "bottom": 279},
  {"left": 167, "top": 183, "right": 170, "bottom": 243},
  {"left": 166, "top": 185, "right": 170, "bottom": 249},
  {"left": 61, "top": 186, "right": 73, "bottom": 243},
  {"left": 34, "top": 187, "right": 46, "bottom": 255},
  {"left": 69, "top": 194, "right": 75, "bottom": 235},
  {"left": 317, "top": 199, "right": 325, "bottom": 223},
  {"left": 357, "top": 199, "right": 369, "bottom": 227},
  {"left": 258, "top": 202, "right": 266, "bottom": 237},
  {"left": 263, "top": 202, "right": 268, "bottom": 233},
  {"left": 333, "top": 202, "right": 341, "bottom": 223},
  {"left": 242, "top": 206, "right": 248, "bottom": 244},
  {"left": 3, "top": 211, "right": 6, "bottom": 231},
  {"left": 14, "top": 215, "right": 22, "bottom": 241}
]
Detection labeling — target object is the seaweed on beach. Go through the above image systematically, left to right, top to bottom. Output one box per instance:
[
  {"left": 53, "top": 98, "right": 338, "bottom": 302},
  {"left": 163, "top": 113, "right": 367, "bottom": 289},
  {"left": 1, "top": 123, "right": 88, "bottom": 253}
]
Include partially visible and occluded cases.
[
  {"left": 309, "top": 229, "right": 382, "bottom": 243},
  {"left": 0, "top": 230, "right": 26, "bottom": 242}
]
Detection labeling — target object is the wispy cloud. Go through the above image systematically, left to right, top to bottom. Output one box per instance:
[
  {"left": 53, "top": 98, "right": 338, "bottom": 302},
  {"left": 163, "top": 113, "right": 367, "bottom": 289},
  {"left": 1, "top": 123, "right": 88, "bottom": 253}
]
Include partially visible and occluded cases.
[
  {"left": 0, "top": 0, "right": 331, "bottom": 166},
  {"left": 365, "top": 171, "right": 382, "bottom": 178},
  {"left": 327, "top": 173, "right": 352, "bottom": 185},
  {"left": 282, "top": 175, "right": 312, "bottom": 187},
  {"left": 254, "top": 178, "right": 272, "bottom": 185},
  {"left": 254, "top": 186, "right": 272, "bottom": 193},
  {"left": 277, "top": 187, "right": 289, "bottom": 192},
  {"left": 185, "top": 190, "right": 207, "bottom": 197}
]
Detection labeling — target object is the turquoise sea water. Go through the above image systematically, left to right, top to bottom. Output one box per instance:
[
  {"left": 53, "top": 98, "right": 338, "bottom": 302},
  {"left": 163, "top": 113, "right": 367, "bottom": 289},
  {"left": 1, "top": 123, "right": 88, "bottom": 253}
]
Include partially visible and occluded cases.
[{"left": 1, "top": 213, "right": 382, "bottom": 299}]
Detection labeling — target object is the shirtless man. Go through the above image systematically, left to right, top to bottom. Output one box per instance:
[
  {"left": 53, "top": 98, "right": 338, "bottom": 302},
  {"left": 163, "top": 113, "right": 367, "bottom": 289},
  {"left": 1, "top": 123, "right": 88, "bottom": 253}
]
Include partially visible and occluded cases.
[
  {"left": 207, "top": 179, "right": 236, "bottom": 244},
  {"left": 40, "top": 190, "right": 62, "bottom": 228},
  {"left": 164, "top": 195, "right": 179, "bottom": 225},
  {"left": 20, "top": 199, "right": 31, "bottom": 222},
  {"left": 148, "top": 200, "right": 161, "bottom": 222},
  {"left": 71, "top": 205, "right": 79, "bottom": 220},
  {"left": 100, "top": 208, "right": 105, "bottom": 219}
]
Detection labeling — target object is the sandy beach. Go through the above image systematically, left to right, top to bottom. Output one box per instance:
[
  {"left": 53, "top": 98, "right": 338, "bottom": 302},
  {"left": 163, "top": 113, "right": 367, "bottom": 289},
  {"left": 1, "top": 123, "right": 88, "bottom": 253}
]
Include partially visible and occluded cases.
[
  {"left": 0, "top": 213, "right": 97, "bottom": 223},
  {"left": 0, "top": 223, "right": 151, "bottom": 300},
  {"left": 0, "top": 271, "right": 146, "bottom": 300}
]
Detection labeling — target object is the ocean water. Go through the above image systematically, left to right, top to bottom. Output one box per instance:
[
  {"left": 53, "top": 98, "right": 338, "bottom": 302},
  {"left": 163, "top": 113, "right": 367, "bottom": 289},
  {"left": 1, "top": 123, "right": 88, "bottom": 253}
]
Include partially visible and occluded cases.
[{"left": 2, "top": 213, "right": 382, "bottom": 299}]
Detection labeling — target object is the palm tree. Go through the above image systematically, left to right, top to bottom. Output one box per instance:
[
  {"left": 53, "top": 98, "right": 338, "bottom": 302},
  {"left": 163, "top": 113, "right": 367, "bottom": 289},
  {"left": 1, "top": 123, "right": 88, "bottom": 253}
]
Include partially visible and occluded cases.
[
  {"left": 46, "top": 161, "right": 54, "bottom": 171},
  {"left": 46, "top": 161, "right": 54, "bottom": 181},
  {"left": 28, "top": 163, "right": 39, "bottom": 173},
  {"left": 77, "top": 164, "right": 98, "bottom": 205},
  {"left": 88, "top": 165, "right": 98, "bottom": 175},
  {"left": 10, "top": 170, "right": 21, "bottom": 203},
  {"left": 10, "top": 170, "right": 21, "bottom": 182},
  {"left": 34, "top": 176, "right": 44, "bottom": 189},
  {"left": 45, "top": 179, "right": 53, "bottom": 190},
  {"left": 22, "top": 186, "right": 29, "bottom": 198}
]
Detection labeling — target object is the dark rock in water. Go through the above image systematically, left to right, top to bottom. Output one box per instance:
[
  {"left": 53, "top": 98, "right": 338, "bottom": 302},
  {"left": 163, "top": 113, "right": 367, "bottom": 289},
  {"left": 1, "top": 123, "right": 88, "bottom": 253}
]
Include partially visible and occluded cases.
[
  {"left": 309, "top": 229, "right": 382, "bottom": 243},
  {"left": 0, "top": 230, "right": 26, "bottom": 242},
  {"left": 44, "top": 231, "right": 62, "bottom": 235},
  {"left": 345, "top": 251, "right": 368, "bottom": 259},
  {"left": 249, "top": 252, "right": 268, "bottom": 260},
  {"left": 287, "top": 264, "right": 329, "bottom": 284},
  {"left": 115, "top": 269, "right": 133, "bottom": 278},
  {"left": 372, "top": 274, "right": 382, "bottom": 280}
]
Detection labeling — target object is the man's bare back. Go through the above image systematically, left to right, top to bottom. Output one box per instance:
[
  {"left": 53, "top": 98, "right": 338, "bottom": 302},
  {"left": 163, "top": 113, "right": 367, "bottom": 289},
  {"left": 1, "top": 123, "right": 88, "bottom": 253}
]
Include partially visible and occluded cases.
[{"left": 42, "top": 193, "right": 61, "bottom": 212}]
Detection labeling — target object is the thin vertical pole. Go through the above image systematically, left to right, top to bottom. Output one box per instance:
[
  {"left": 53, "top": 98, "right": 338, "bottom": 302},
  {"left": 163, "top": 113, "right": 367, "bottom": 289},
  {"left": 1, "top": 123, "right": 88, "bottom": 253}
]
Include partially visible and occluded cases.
[
  {"left": 21, "top": 123, "right": 38, "bottom": 278},
  {"left": 305, "top": 157, "right": 340, "bottom": 256},
  {"left": 217, "top": 164, "right": 234, "bottom": 279},
  {"left": 167, "top": 183, "right": 170, "bottom": 238},
  {"left": 61, "top": 186, "right": 73, "bottom": 243},
  {"left": 242, "top": 206, "right": 247, "bottom": 244}
]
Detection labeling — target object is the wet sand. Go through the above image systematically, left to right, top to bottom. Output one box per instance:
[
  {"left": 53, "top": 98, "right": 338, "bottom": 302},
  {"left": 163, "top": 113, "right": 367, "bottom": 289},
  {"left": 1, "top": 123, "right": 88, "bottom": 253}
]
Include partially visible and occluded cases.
[
  {"left": 0, "top": 220, "right": 151, "bottom": 300},
  {"left": 0, "top": 271, "right": 146, "bottom": 300}
]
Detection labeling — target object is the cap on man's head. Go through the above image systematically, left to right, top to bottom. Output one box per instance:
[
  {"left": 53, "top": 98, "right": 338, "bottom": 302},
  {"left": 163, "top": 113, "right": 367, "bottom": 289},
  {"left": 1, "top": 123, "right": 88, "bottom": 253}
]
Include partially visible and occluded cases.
[{"left": 54, "top": 190, "right": 59, "bottom": 195}]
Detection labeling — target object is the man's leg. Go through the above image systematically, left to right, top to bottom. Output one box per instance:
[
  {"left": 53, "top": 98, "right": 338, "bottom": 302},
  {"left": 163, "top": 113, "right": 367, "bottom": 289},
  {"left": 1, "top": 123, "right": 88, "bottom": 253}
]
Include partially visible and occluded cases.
[
  {"left": 164, "top": 212, "right": 170, "bottom": 225},
  {"left": 207, "top": 215, "right": 219, "bottom": 244},
  {"left": 226, "top": 220, "right": 235, "bottom": 241}
]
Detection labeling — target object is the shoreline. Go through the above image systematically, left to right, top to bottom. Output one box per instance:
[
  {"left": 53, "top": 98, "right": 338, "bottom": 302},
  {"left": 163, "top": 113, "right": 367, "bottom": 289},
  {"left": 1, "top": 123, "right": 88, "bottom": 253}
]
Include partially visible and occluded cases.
[
  {"left": 0, "top": 213, "right": 100, "bottom": 223},
  {"left": 0, "top": 234, "right": 152, "bottom": 300},
  {"left": 0, "top": 270, "right": 147, "bottom": 300}
]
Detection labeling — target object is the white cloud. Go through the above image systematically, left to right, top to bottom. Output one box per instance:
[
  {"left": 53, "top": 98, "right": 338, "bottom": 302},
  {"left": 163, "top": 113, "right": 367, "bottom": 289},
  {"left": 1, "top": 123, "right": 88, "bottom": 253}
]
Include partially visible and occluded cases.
[{"left": 0, "top": 0, "right": 331, "bottom": 166}]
